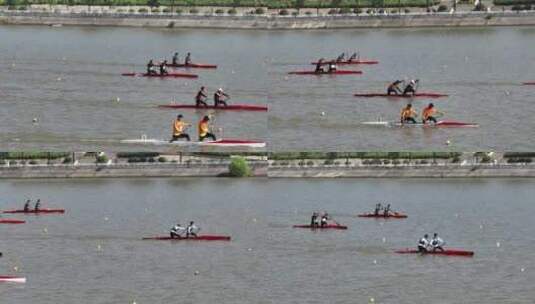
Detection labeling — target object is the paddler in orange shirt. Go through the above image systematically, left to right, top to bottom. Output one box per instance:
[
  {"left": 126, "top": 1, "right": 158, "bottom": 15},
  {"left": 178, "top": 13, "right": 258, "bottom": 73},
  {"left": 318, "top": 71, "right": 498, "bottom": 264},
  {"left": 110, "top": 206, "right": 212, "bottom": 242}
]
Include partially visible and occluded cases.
[
  {"left": 400, "top": 103, "right": 418, "bottom": 124},
  {"left": 421, "top": 103, "right": 443, "bottom": 124},
  {"left": 170, "top": 114, "right": 191, "bottom": 142},
  {"left": 198, "top": 115, "right": 217, "bottom": 142}
]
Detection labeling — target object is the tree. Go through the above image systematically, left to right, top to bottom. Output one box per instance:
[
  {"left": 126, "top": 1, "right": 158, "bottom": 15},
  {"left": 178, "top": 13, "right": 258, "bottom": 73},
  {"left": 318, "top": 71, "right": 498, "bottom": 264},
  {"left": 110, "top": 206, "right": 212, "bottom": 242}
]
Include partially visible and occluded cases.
[{"left": 228, "top": 157, "right": 252, "bottom": 177}]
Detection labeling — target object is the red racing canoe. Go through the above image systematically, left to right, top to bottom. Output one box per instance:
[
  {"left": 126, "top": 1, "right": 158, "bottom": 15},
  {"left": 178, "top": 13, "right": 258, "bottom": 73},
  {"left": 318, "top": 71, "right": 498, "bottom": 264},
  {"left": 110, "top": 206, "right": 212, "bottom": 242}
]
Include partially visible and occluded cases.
[
  {"left": 311, "top": 60, "right": 379, "bottom": 65},
  {"left": 168, "top": 63, "right": 217, "bottom": 69},
  {"left": 288, "top": 70, "right": 363, "bottom": 75},
  {"left": 121, "top": 72, "right": 198, "bottom": 79},
  {"left": 522, "top": 82, "right": 535, "bottom": 85},
  {"left": 353, "top": 92, "right": 448, "bottom": 98},
  {"left": 157, "top": 104, "right": 268, "bottom": 112},
  {"left": 3, "top": 209, "right": 65, "bottom": 214},
  {"left": 358, "top": 213, "right": 408, "bottom": 219},
  {"left": 0, "top": 219, "right": 26, "bottom": 224},
  {"left": 293, "top": 224, "right": 348, "bottom": 230},
  {"left": 142, "top": 235, "right": 231, "bottom": 241},
  {"left": 395, "top": 248, "right": 474, "bottom": 256},
  {"left": 0, "top": 276, "right": 26, "bottom": 283}
]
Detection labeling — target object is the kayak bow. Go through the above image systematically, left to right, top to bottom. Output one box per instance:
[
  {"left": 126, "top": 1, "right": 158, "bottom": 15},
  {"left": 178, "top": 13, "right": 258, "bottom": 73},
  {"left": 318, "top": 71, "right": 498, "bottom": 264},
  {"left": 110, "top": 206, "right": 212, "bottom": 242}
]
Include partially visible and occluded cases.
[
  {"left": 288, "top": 70, "right": 363, "bottom": 75},
  {"left": 121, "top": 72, "right": 198, "bottom": 79},
  {"left": 353, "top": 92, "right": 448, "bottom": 98},
  {"left": 157, "top": 104, "right": 268, "bottom": 112},
  {"left": 361, "top": 120, "right": 479, "bottom": 128},
  {"left": 3, "top": 208, "right": 65, "bottom": 214},
  {"left": 358, "top": 213, "right": 407, "bottom": 219},
  {"left": 0, "top": 219, "right": 26, "bottom": 224},
  {"left": 293, "top": 224, "right": 348, "bottom": 230},
  {"left": 142, "top": 235, "right": 231, "bottom": 241},
  {"left": 395, "top": 248, "right": 474, "bottom": 256},
  {"left": 0, "top": 276, "right": 26, "bottom": 283}
]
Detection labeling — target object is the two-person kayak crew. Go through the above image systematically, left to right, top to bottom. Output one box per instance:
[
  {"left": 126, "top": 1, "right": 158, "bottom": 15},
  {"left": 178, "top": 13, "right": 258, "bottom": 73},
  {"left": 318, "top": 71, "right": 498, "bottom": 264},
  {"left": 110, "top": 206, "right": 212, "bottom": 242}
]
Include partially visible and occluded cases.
[
  {"left": 172, "top": 52, "right": 179, "bottom": 65},
  {"left": 147, "top": 59, "right": 157, "bottom": 75},
  {"left": 159, "top": 60, "right": 169, "bottom": 75},
  {"left": 196, "top": 86, "right": 208, "bottom": 107},
  {"left": 214, "top": 88, "right": 230, "bottom": 107},
  {"left": 421, "top": 103, "right": 444, "bottom": 124},
  {"left": 400, "top": 104, "right": 418, "bottom": 124},
  {"left": 170, "top": 114, "right": 191, "bottom": 142},
  {"left": 198, "top": 115, "right": 217, "bottom": 142},
  {"left": 23, "top": 199, "right": 41, "bottom": 211},
  {"left": 372, "top": 203, "right": 394, "bottom": 216},
  {"left": 309, "top": 211, "right": 334, "bottom": 227},
  {"left": 169, "top": 221, "right": 199, "bottom": 238},
  {"left": 418, "top": 233, "right": 446, "bottom": 253}
]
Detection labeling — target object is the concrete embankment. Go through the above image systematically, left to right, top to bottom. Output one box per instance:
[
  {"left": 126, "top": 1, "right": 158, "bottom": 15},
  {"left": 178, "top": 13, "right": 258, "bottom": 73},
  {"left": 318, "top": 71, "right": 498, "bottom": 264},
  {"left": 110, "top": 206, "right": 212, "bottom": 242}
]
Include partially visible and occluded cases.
[
  {"left": 2, "top": 11, "right": 535, "bottom": 29},
  {"left": 0, "top": 162, "right": 267, "bottom": 179},
  {"left": 268, "top": 164, "right": 535, "bottom": 178}
]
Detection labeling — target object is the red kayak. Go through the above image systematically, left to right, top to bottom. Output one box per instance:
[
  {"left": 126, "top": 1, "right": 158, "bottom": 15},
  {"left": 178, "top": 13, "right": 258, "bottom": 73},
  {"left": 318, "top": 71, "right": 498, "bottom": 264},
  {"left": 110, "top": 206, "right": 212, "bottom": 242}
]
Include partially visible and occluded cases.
[
  {"left": 311, "top": 59, "right": 379, "bottom": 65},
  {"left": 168, "top": 63, "right": 217, "bottom": 69},
  {"left": 288, "top": 70, "right": 362, "bottom": 75},
  {"left": 121, "top": 72, "right": 198, "bottom": 79},
  {"left": 522, "top": 82, "right": 535, "bottom": 85},
  {"left": 354, "top": 92, "right": 448, "bottom": 98},
  {"left": 157, "top": 104, "right": 267, "bottom": 112},
  {"left": 3, "top": 209, "right": 65, "bottom": 214},
  {"left": 358, "top": 213, "right": 408, "bottom": 219},
  {"left": 0, "top": 219, "right": 26, "bottom": 224},
  {"left": 293, "top": 224, "right": 348, "bottom": 230},
  {"left": 142, "top": 235, "right": 231, "bottom": 241},
  {"left": 395, "top": 248, "right": 474, "bottom": 256},
  {"left": 0, "top": 276, "right": 26, "bottom": 283}
]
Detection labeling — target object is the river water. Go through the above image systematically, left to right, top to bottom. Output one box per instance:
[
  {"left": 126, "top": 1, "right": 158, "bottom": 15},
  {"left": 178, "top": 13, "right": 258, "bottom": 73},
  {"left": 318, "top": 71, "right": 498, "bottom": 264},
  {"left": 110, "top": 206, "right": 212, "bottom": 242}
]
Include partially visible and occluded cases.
[
  {"left": 2, "top": 25, "right": 535, "bottom": 151},
  {"left": 1, "top": 178, "right": 534, "bottom": 303}
]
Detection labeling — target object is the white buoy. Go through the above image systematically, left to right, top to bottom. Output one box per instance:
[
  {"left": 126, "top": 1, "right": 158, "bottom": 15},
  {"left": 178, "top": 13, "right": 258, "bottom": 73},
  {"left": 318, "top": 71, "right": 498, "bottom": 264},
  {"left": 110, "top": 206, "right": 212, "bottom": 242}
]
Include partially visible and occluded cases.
[
  {"left": 57, "top": 77, "right": 62, "bottom": 81},
  {"left": 115, "top": 97, "right": 120, "bottom": 102},
  {"left": 320, "top": 111, "right": 325, "bottom": 116},
  {"left": 32, "top": 118, "right": 38, "bottom": 123},
  {"left": 445, "top": 140, "right": 451, "bottom": 146},
  {"left": 104, "top": 217, "right": 109, "bottom": 221},
  {"left": 252, "top": 218, "right": 257, "bottom": 222},
  {"left": 479, "top": 224, "right": 483, "bottom": 229},
  {"left": 43, "top": 227, "right": 48, "bottom": 233},
  {"left": 382, "top": 237, "right": 386, "bottom": 243},
  {"left": 496, "top": 242, "right": 501, "bottom": 248},
  {"left": 247, "top": 248, "right": 253, "bottom": 251},
  {"left": 373, "top": 259, "right": 377, "bottom": 265},
  {"left": 521, "top": 268, "right": 525, "bottom": 272},
  {"left": 194, "top": 271, "right": 200, "bottom": 275},
  {"left": 369, "top": 297, "right": 375, "bottom": 303}
]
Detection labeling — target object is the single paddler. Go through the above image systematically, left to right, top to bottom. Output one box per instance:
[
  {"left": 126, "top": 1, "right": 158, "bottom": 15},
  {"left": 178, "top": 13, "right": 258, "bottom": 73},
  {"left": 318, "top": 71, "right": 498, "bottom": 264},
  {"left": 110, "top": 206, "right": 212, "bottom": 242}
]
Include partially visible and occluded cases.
[
  {"left": 172, "top": 52, "right": 179, "bottom": 65},
  {"left": 185, "top": 52, "right": 192, "bottom": 66},
  {"left": 348, "top": 52, "right": 359, "bottom": 62},
  {"left": 336, "top": 53, "right": 345, "bottom": 62},
  {"left": 315, "top": 58, "right": 325, "bottom": 73},
  {"left": 147, "top": 59, "right": 156, "bottom": 75},
  {"left": 159, "top": 60, "right": 169, "bottom": 75},
  {"left": 402, "top": 79, "right": 419, "bottom": 96},
  {"left": 387, "top": 80, "right": 404, "bottom": 95},
  {"left": 196, "top": 86, "right": 208, "bottom": 107},
  {"left": 214, "top": 88, "right": 230, "bottom": 107},
  {"left": 421, "top": 103, "right": 443, "bottom": 124},
  {"left": 400, "top": 104, "right": 418, "bottom": 124},
  {"left": 170, "top": 114, "right": 191, "bottom": 142},
  {"left": 198, "top": 115, "right": 217, "bottom": 142},
  {"left": 23, "top": 199, "right": 31, "bottom": 212},
  {"left": 34, "top": 199, "right": 41, "bottom": 211},
  {"left": 374, "top": 203, "right": 382, "bottom": 216},
  {"left": 383, "top": 204, "right": 391, "bottom": 217},
  {"left": 310, "top": 212, "right": 319, "bottom": 227},
  {"left": 320, "top": 212, "right": 330, "bottom": 227},
  {"left": 186, "top": 221, "right": 198, "bottom": 238},
  {"left": 170, "top": 223, "right": 186, "bottom": 238},
  {"left": 430, "top": 233, "right": 445, "bottom": 252},
  {"left": 418, "top": 234, "right": 430, "bottom": 253}
]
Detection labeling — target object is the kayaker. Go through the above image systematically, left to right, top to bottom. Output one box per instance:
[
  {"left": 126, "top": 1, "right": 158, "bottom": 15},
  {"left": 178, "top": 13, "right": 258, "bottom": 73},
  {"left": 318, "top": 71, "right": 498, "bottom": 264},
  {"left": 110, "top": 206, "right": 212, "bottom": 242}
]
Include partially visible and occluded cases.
[
  {"left": 172, "top": 52, "right": 179, "bottom": 65},
  {"left": 185, "top": 52, "right": 192, "bottom": 65},
  {"left": 348, "top": 52, "right": 359, "bottom": 61},
  {"left": 336, "top": 53, "right": 345, "bottom": 62},
  {"left": 315, "top": 58, "right": 325, "bottom": 73},
  {"left": 147, "top": 60, "right": 156, "bottom": 75},
  {"left": 159, "top": 60, "right": 169, "bottom": 75},
  {"left": 328, "top": 63, "right": 337, "bottom": 73},
  {"left": 402, "top": 79, "right": 419, "bottom": 96},
  {"left": 387, "top": 80, "right": 404, "bottom": 95},
  {"left": 195, "top": 86, "right": 208, "bottom": 107},
  {"left": 214, "top": 88, "right": 230, "bottom": 107},
  {"left": 421, "top": 103, "right": 443, "bottom": 124},
  {"left": 400, "top": 104, "right": 418, "bottom": 124},
  {"left": 170, "top": 114, "right": 191, "bottom": 142},
  {"left": 198, "top": 115, "right": 217, "bottom": 142},
  {"left": 23, "top": 199, "right": 31, "bottom": 212},
  {"left": 34, "top": 199, "right": 41, "bottom": 211},
  {"left": 374, "top": 203, "right": 382, "bottom": 216},
  {"left": 383, "top": 204, "right": 391, "bottom": 217},
  {"left": 310, "top": 212, "right": 319, "bottom": 227},
  {"left": 320, "top": 212, "right": 330, "bottom": 227},
  {"left": 186, "top": 221, "right": 198, "bottom": 238},
  {"left": 170, "top": 223, "right": 186, "bottom": 238},
  {"left": 430, "top": 233, "right": 445, "bottom": 252},
  {"left": 418, "top": 234, "right": 430, "bottom": 253}
]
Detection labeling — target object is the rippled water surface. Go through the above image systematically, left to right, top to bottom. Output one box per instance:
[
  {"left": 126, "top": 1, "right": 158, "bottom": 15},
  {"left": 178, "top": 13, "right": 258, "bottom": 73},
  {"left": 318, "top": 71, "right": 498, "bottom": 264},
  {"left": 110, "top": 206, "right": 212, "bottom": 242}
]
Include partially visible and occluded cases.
[{"left": 1, "top": 178, "right": 534, "bottom": 303}]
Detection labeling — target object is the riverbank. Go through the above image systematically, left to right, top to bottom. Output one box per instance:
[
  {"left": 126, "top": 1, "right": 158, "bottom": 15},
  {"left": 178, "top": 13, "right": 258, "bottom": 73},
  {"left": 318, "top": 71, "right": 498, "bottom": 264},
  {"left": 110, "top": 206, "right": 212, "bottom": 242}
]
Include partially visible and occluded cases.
[{"left": 2, "top": 9, "right": 535, "bottom": 29}]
